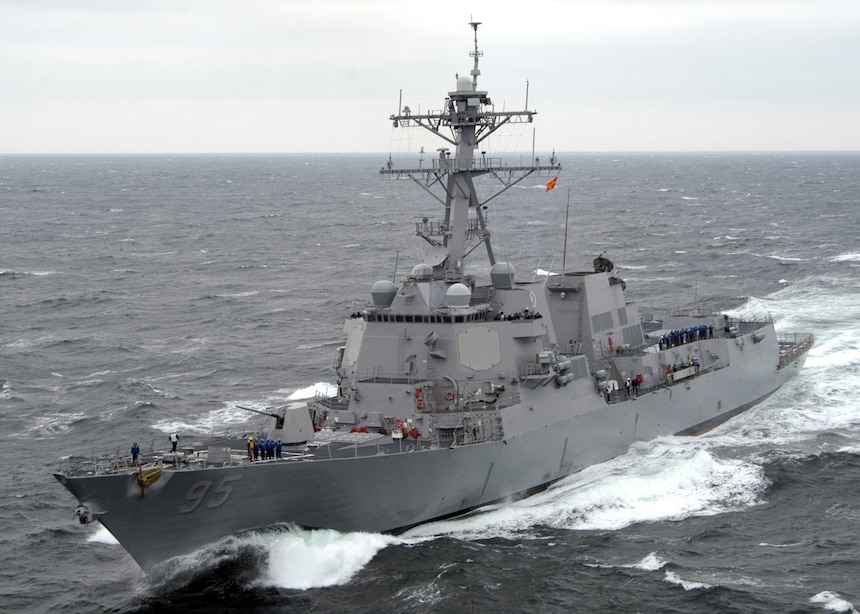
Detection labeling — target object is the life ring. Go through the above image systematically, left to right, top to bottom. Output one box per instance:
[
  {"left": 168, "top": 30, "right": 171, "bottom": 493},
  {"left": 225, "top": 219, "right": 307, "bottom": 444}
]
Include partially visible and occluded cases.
[
  {"left": 608, "top": 337, "right": 614, "bottom": 353},
  {"left": 414, "top": 387, "right": 422, "bottom": 398},
  {"left": 444, "top": 391, "right": 454, "bottom": 401},
  {"left": 416, "top": 399, "right": 424, "bottom": 410},
  {"left": 394, "top": 417, "right": 403, "bottom": 429}
]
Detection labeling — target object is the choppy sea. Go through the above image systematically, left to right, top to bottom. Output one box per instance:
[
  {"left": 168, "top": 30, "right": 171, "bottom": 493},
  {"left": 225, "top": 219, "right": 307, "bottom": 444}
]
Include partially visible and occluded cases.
[{"left": 1, "top": 152, "right": 858, "bottom": 613}]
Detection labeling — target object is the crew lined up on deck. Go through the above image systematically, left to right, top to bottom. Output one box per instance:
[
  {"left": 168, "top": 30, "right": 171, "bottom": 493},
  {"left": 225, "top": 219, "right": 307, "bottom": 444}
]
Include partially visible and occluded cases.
[
  {"left": 494, "top": 309, "right": 543, "bottom": 321},
  {"left": 658, "top": 323, "right": 713, "bottom": 350},
  {"left": 247, "top": 436, "right": 282, "bottom": 462}
]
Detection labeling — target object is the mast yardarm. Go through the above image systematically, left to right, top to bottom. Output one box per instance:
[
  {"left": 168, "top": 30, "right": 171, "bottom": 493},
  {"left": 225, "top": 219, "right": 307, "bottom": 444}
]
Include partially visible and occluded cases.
[{"left": 383, "top": 21, "right": 561, "bottom": 280}]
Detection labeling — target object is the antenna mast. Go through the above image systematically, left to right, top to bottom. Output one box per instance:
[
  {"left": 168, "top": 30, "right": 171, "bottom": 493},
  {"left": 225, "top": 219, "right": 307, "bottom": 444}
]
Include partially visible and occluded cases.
[
  {"left": 470, "top": 20, "right": 482, "bottom": 90},
  {"left": 383, "top": 22, "right": 562, "bottom": 281}
]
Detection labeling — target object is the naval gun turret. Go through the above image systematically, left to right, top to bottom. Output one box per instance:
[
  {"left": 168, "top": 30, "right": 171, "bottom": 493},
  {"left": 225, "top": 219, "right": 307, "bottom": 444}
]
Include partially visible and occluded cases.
[{"left": 238, "top": 403, "right": 315, "bottom": 445}]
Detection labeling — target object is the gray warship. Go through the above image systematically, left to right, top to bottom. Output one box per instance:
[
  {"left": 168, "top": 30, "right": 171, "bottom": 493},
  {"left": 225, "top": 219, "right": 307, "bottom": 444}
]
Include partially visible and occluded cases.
[{"left": 55, "top": 23, "right": 814, "bottom": 573}]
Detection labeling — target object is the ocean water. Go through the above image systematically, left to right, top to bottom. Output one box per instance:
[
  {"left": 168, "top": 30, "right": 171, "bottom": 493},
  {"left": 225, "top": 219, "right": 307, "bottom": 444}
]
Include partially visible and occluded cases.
[{"left": 0, "top": 152, "right": 858, "bottom": 613}]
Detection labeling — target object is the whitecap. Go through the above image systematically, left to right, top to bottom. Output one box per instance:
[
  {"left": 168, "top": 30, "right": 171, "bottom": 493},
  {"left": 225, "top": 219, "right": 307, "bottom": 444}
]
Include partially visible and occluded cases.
[
  {"left": 827, "top": 253, "right": 860, "bottom": 263},
  {"left": 765, "top": 254, "right": 802, "bottom": 262},
  {"left": 287, "top": 382, "right": 337, "bottom": 400},
  {"left": 31, "top": 411, "right": 89, "bottom": 435},
  {"left": 404, "top": 436, "right": 768, "bottom": 541},
  {"left": 261, "top": 526, "right": 399, "bottom": 589},
  {"left": 626, "top": 552, "right": 667, "bottom": 571},
  {"left": 664, "top": 570, "right": 712, "bottom": 590},
  {"left": 809, "top": 591, "right": 858, "bottom": 613}
]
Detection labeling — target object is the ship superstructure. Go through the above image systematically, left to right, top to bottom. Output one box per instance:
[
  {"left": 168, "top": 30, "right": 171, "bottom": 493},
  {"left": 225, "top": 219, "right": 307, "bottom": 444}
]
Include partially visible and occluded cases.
[{"left": 54, "top": 23, "right": 813, "bottom": 572}]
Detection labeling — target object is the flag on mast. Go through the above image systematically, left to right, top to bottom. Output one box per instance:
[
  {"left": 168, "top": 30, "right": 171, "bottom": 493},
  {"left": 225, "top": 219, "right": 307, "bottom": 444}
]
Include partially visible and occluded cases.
[{"left": 545, "top": 177, "right": 558, "bottom": 192}]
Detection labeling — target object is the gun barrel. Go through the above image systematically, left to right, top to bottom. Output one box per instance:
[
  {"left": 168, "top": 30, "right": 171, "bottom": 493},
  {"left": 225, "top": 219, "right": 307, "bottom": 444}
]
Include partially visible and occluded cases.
[{"left": 236, "top": 405, "right": 279, "bottom": 420}]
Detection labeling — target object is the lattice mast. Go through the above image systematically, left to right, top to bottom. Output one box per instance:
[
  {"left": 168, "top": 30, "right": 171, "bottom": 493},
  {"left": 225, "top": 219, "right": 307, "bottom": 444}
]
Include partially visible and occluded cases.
[{"left": 382, "top": 21, "right": 561, "bottom": 281}]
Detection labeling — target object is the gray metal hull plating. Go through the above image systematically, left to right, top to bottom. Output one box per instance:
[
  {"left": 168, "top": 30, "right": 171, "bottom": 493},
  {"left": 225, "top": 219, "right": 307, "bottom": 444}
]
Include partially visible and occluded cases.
[{"left": 56, "top": 340, "right": 806, "bottom": 572}]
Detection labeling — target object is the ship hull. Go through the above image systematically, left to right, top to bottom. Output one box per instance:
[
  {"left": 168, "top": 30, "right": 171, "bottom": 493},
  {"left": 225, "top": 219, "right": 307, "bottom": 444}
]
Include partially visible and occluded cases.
[{"left": 55, "top": 341, "right": 806, "bottom": 572}]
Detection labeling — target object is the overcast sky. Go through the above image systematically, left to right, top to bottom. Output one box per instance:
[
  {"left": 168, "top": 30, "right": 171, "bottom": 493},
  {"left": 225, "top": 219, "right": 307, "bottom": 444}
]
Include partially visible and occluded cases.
[{"left": 2, "top": 0, "right": 858, "bottom": 153}]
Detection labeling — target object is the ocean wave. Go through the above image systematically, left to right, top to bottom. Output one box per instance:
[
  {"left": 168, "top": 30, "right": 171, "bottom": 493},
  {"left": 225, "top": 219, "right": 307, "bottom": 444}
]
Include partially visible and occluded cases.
[
  {"left": 828, "top": 252, "right": 860, "bottom": 263},
  {"left": 0, "top": 269, "right": 58, "bottom": 278},
  {"left": 286, "top": 382, "right": 337, "bottom": 400},
  {"left": 31, "top": 411, "right": 90, "bottom": 435},
  {"left": 403, "top": 436, "right": 768, "bottom": 541},
  {"left": 145, "top": 524, "right": 399, "bottom": 591},
  {"left": 262, "top": 525, "right": 398, "bottom": 589},
  {"left": 584, "top": 551, "right": 668, "bottom": 571},
  {"left": 663, "top": 570, "right": 713, "bottom": 591},
  {"left": 809, "top": 591, "right": 858, "bottom": 613}
]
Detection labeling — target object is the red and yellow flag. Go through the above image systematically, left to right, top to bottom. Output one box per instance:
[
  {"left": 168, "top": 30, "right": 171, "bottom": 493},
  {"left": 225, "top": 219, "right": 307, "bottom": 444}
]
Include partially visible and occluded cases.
[{"left": 545, "top": 176, "right": 558, "bottom": 192}]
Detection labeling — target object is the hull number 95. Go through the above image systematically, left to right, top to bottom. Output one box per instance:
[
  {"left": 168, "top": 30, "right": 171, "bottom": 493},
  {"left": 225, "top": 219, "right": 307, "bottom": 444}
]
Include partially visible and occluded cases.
[{"left": 179, "top": 475, "right": 243, "bottom": 514}]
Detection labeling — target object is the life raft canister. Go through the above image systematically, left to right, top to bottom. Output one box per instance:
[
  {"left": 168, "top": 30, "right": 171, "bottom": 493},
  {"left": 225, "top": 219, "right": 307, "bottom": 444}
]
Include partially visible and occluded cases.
[
  {"left": 608, "top": 336, "right": 614, "bottom": 353},
  {"left": 416, "top": 399, "right": 424, "bottom": 410},
  {"left": 409, "top": 426, "right": 420, "bottom": 439}
]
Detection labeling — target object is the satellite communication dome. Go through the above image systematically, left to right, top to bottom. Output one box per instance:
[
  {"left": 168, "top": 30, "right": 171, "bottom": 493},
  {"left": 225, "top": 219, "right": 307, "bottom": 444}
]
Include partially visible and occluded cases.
[
  {"left": 490, "top": 262, "right": 516, "bottom": 289},
  {"left": 410, "top": 263, "right": 433, "bottom": 280},
  {"left": 370, "top": 280, "right": 397, "bottom": 307},
  {"left": 446, "top": 283, "right": 471, "bottom": 307}
]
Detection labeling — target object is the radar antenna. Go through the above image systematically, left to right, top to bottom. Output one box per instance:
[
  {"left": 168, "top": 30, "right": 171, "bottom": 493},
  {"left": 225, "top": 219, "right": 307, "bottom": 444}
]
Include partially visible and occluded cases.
[{"left": 469, "top": 20, "right": 482, "bottom": 91}]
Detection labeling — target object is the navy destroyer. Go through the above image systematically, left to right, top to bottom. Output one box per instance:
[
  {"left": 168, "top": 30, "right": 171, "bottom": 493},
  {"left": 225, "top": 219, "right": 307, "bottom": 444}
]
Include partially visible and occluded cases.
[{"left": 54, "top": 23, "right": 814, "bottom": 573}]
